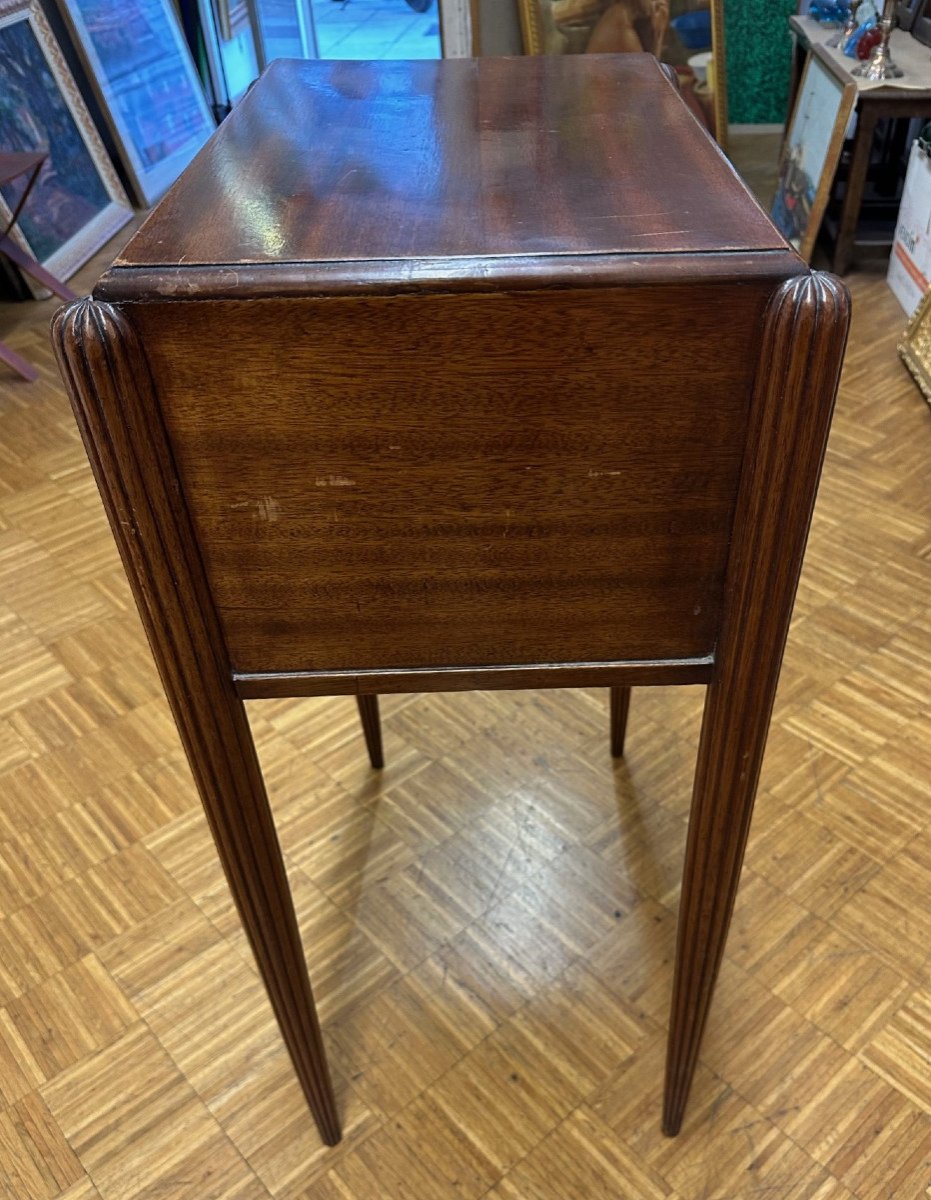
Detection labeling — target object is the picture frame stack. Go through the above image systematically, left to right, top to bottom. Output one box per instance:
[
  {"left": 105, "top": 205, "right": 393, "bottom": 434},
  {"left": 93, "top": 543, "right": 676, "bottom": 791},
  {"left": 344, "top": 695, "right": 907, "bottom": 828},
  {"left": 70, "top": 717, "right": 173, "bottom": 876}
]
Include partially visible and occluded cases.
[
  {"left": 0, "top": 0, "right": 132, "bottom": 295},
  {"left": 52, "top": 0, "right": 215, "bottom": 207}
]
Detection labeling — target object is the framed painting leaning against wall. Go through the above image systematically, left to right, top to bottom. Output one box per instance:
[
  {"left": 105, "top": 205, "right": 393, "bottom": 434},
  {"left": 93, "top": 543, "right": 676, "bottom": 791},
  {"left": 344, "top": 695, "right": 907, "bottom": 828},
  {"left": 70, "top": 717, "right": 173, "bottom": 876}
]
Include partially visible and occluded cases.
[
  {"left": 0, "top": 0, "right": 132, "bottom": 294},
  {"left": 52, "top": 0, "right": 215, "bottom": 207},
  {"left": 517, "top": 0, "right": 729, "bottom": 148},
  {"left": 770, "top": 47, "right": 855, "bottom": 264}
]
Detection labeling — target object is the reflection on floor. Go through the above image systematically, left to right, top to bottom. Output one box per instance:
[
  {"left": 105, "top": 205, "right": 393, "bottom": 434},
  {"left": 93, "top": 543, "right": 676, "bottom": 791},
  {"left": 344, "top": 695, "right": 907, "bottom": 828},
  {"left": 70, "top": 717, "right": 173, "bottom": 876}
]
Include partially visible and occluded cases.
[{"left": 312, "top": 0, "right": 441, "bottom": 59}]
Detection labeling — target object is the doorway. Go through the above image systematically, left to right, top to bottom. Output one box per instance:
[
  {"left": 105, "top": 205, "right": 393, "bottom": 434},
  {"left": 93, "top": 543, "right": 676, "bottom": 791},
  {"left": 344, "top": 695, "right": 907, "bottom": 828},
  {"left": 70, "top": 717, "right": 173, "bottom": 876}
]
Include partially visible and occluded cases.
[
  {"left": 192, "top": 0, "right": 446, "bottom": 117},
  {"left": 312, "top": 0, "right": 441, "bottom": 59}
]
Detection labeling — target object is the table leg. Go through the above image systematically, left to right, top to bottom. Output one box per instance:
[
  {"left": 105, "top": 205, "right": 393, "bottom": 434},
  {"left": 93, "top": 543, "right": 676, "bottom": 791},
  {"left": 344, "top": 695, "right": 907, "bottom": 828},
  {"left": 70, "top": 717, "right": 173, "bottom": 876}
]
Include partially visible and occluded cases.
[
  {"left": 833, "top": 103, "right": 878, "bottom": 276},
  {"left": 0, "top": 233, "right": 77, "bottom": 302},
  {"left": 662, "top": 273, "right": 849, "bottom": 1135},
  {"left": 53, "top": 298, "right": 342, "bottom": 1146},
  {"left": 0, "top": 340, "right": 38, "bottom": 381},
  {"left": 609, "top": 686, "right": 631, "bottom": 758},
  {"left": 189, "top": 691, "right": 342, "bottom": 1146},
  {"left": 356, "top": 694, "right": 384, "bottom": 768}
]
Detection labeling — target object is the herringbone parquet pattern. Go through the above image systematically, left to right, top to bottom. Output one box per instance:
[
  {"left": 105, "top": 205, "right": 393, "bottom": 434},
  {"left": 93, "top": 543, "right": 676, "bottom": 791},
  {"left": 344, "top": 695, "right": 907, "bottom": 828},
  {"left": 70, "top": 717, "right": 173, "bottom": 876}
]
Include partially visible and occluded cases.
[{"left": 0, "top": 213, "right": 929, "bottom": 1199}]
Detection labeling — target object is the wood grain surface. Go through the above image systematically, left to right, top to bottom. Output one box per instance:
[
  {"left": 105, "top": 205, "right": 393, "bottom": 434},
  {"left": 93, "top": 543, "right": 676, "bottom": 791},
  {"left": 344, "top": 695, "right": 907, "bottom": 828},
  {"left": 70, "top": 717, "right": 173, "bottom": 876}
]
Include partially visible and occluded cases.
[
  {"left": 113, "top": 56, "right": 784, "bottom": 279},
  {"left": 0, "top": 234, "right": 929, "bottom": 1198},
  {"left": 664, "top": 272, "right": 850, "bottom": 1134},
  {"left": 128, "top": 279, "right": 781, "bottom": 676},
  {"left": 53, "top": 299, "right": 341, "bottom": 1145}
]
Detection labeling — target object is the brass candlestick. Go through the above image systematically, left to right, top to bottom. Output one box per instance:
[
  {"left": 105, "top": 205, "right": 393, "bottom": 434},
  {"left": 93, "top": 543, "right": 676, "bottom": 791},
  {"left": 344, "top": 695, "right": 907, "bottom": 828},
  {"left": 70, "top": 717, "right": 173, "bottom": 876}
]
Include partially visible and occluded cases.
[{"left": 853, "top": 0, "right": 904, "bottom": 80}]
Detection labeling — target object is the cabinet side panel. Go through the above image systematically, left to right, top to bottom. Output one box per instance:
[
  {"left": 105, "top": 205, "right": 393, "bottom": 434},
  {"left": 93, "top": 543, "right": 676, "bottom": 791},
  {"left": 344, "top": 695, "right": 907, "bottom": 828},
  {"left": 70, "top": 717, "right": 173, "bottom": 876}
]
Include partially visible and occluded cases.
[{"left": 132, "top": 284, "right": 774, "bottom": 673}]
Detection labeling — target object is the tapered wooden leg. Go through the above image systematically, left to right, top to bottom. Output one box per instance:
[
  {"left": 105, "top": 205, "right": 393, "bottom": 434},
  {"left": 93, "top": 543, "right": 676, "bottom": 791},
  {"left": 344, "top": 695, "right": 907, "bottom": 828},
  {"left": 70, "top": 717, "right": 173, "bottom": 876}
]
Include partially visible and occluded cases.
[
  {"left": 832, "top": 105, "right": 878, "bottom": 275},
  {"left": 662, "top": 274, "right": 850, "bottom": 1136},
  {"left": 54, "top": 299, "right": 342, "bottom": 1147},
  {"left": 662, "top": 679, "right": 766, "bottom": 1136},
  {"left": 609, "top": 686, "right": 631, "bottom": 757},
  {"left": 356, "top": 694, "right": 384, "bottom": 768},
  {"left": 194, "top": 696, "right": 342, "bottom": 1145}
]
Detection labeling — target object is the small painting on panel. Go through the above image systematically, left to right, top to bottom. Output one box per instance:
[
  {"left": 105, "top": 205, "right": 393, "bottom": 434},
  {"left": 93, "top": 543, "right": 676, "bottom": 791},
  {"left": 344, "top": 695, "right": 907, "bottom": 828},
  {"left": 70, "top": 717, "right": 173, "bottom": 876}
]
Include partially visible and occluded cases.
[{"left": 771, "top": 48, "right": 855, "bottom": 263}]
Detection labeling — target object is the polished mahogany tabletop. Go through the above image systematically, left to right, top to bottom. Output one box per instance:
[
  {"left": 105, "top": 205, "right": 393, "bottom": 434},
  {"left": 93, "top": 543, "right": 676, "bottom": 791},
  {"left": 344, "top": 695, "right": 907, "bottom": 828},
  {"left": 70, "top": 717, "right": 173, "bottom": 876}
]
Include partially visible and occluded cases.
[{"left": 114, "top": 54, "right": 784, "bottom": 284}]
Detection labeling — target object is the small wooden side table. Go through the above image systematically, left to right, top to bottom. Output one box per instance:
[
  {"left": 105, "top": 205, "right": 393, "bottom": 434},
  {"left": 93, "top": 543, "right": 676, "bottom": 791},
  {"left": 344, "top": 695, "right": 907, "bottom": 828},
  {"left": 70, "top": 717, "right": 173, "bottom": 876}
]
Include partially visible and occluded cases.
[
  {"left": 789, "top": 15, "right": 931, "bottom": 273},
  {"left": 53, "top": 55, "right": 849, "bottom": 1144},
  {"left": 1, "top": 150, "right": 76, "bottom": 380}
]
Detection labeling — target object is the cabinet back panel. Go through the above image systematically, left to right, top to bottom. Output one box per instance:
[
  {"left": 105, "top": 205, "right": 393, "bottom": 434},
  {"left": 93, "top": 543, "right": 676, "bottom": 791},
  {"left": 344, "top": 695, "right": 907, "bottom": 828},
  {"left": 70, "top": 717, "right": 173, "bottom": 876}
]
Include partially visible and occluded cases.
[{"left": 132, "top": 284, "right": 773, "bottom": 673}]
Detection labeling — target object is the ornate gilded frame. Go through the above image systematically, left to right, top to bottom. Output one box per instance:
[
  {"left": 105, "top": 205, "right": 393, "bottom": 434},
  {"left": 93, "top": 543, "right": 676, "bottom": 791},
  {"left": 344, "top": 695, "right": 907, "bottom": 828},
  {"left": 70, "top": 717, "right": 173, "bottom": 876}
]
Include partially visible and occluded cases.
[
  {"left": 0, "top": 0, "right": 131, "bottom": 296},
  {"left": 517, "top": 0, "right": 729, "bottom": 149},
  {"left": 898, "top": 287, "right": 931, "bottom": 407}
]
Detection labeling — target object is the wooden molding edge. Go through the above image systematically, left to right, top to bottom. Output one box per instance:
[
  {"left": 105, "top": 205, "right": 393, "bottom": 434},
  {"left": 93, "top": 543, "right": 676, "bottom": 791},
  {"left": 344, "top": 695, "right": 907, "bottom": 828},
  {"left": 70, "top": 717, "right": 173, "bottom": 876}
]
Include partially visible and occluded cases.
[
  {"left": 94, "top": 250, "right": 801, "bottom": 304},
  {"left": 235, "top": 657, "right": 714, "bottom": 699}
]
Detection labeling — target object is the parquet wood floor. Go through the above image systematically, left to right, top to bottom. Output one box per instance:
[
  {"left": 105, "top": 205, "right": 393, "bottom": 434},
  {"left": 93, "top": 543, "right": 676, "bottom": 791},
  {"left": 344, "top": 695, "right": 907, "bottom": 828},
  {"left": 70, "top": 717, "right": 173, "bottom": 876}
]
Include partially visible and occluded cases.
[{"left": 1, "top": 216, "right": 930, "bottom": 1199}]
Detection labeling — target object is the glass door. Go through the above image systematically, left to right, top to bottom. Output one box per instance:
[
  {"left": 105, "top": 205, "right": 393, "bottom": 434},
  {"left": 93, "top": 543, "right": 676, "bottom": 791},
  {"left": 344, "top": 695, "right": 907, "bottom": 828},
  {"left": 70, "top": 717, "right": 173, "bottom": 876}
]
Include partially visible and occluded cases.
[
  {"left": 189, "top": 0, "right": 457, "bottom": 115},
  {"left": 196, "top": 0, "right": 318, "bottom": 113},
  {"left": 197, "top": 0, "right": 262, "bottom": 109},
  {"left": 255, "top": 0, "right": 319, "bottom": 59},
  {"left": 310, "top": 0, "right": 441, "bottom": 60}
]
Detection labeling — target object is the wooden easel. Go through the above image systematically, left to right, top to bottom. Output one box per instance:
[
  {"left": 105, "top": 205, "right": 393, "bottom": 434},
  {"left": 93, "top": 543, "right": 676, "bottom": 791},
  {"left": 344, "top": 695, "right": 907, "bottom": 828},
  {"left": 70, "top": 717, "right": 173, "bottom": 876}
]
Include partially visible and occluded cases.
[{"left": 1, "top": 150, "right": 76, "bottom": 380}]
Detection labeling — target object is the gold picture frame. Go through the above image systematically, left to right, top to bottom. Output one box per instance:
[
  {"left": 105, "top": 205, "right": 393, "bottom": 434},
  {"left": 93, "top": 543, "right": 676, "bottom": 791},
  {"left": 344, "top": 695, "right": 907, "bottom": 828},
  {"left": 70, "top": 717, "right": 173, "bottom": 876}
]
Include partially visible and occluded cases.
[
  {"left": 517, "top": 0, "right": 729, "bottom": 150},
  {"left": 771, "top": 47, "right": 855, "bottom": 264},
  {"left": 898, "top": 286, "right": 931, "bottom": 408}
]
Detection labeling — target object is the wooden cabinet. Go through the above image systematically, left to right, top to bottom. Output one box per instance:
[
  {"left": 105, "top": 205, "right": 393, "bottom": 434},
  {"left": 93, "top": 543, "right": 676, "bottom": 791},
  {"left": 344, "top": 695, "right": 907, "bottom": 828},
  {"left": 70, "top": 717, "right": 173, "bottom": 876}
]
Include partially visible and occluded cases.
[{"left": 54, "top": 54, "right": 849, "bottom": 1144}]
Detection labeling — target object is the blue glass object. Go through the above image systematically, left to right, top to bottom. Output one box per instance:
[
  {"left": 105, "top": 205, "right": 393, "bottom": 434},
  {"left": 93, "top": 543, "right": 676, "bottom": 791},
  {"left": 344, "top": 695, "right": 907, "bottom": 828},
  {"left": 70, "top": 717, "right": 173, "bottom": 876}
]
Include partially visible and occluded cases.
[
  {"left": 810, "top": 2, "right": 850, "bottom": 23},
  {"left": 844, "top": 17, "right": 877, "bottom": 54}
]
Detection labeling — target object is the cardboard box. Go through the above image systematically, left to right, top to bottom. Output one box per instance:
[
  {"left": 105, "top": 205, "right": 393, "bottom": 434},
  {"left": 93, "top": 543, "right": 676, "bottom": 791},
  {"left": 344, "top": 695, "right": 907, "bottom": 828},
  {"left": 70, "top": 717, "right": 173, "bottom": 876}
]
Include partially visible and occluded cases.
[{"left": 888, "top": 139, "right": 931, "bottom": 316}]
